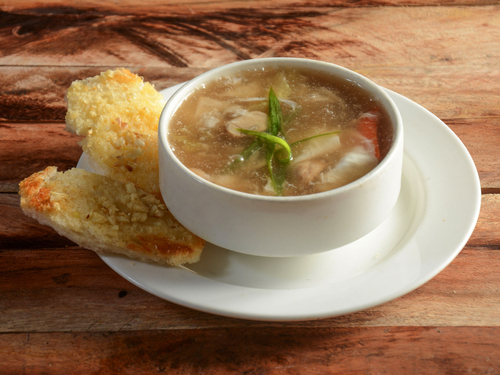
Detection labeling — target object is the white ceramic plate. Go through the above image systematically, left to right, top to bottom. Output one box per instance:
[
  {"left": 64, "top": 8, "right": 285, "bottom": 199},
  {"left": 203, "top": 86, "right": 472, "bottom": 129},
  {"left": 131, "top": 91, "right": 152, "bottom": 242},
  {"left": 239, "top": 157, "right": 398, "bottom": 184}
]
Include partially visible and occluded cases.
[{"left": 77, "top": 85, "right": 481, "bottom": 321}]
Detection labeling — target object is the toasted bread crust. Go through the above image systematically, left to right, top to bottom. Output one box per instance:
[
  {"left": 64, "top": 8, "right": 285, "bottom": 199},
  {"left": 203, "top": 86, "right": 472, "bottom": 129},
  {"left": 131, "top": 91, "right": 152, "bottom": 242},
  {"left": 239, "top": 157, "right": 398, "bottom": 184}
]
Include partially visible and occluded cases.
[
  {"left": 65, "top": 68, "right": 165, "bottom": 197},
  {"left": 19, "top": 167, "right": 204, "bottom": 267}
]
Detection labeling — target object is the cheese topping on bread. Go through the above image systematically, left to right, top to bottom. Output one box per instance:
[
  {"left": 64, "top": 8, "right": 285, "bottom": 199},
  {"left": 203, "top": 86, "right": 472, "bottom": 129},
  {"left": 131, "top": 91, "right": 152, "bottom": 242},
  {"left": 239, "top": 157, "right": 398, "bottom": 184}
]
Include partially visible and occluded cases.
[
  {"left": 65, "top": 68, "right": 164, "bottom": 197},
  {"left": 19, "top": 167, "right": 204, "bottom": 267}
]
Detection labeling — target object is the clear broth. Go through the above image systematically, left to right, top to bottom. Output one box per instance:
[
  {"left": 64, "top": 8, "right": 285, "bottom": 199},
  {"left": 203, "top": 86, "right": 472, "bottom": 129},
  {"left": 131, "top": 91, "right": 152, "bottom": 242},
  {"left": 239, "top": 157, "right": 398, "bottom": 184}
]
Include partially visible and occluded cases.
[{"left": 168, "top": 67, "right": 393, "bottom": 196}]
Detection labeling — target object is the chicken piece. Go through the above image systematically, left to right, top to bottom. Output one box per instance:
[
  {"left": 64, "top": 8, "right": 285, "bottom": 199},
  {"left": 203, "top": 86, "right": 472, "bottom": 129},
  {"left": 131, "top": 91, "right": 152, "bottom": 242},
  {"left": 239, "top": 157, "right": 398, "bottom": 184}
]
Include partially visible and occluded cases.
[
  {"left": 194, "top": 97, "right": 228, "bottom": 118},
  {"left": 223, "top": 105, "right": 247, "bottom": 118},
  {"left": 198, "top": 109, "right": 221, "bottom": 130},
  {"left": 226, "top": 111, "right": 268, "bottom": 137},
  {"left": 291, "top": 133, "right": 341, "bottom": 164},
  {"left": 319, "top": 146, "right": 378, "bottom": 187},
  {"left": 293, "top": 160, "right": 327, "bottom": 184}
]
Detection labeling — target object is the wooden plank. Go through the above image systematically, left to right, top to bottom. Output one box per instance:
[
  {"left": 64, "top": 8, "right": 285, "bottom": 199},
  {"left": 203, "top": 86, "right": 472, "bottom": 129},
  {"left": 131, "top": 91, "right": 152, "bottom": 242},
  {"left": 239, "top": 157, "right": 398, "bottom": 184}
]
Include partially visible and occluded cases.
[
  {"left": 3, "top": 0, "right": 499, "bottom": 14},
  {"left": 0, "top": 5, "right": 498, "bottom": 72},
  {"left": 0, "top": 7, "right": 498, "bottom": 122},
  {"left": 2, "top": 65, "right": 500, "bottom": 122},
  {"left": 356, "top": 66, "right": 500, "bottom": 121},
  {"left": 0, "top": 67, "right": 205, "bottom": 122},
  {"left": 449, "top": 119, "right": 500, "bottom": 191},
  {"left": 0, "top": 123, "right": 82, "bottom": 191},
  {"left": 0, "top": 194, "right": 76, "bottom": 248},
  {"left": 467, "top": 194, "right": 500, "bottom": 247},
  {"left": 0, "top": 247, "right": 498, "bottom": 332},
  {"left": 1, "top": 327, "right": 499, "bottom": 374}
]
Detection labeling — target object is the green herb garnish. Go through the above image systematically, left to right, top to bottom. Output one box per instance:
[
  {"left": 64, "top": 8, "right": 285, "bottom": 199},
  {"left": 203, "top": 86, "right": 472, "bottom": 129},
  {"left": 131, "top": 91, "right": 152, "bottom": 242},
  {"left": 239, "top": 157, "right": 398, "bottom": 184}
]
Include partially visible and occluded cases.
[
  {"left": 267, "top": 87, "right": 284, "bottom": 136},
  {"left": 236, "top": 129, "right": 292, "bottom": 163},
  {"left": 290, "top": 130, "right": 341, "bottom": 147}
]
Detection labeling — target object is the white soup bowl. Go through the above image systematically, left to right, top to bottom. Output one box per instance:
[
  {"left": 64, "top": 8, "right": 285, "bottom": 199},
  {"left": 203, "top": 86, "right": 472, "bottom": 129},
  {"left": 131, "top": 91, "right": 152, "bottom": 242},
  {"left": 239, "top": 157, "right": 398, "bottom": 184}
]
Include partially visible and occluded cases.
[{"left": 158, "top": 58, "right": 404, "bottom": 257}]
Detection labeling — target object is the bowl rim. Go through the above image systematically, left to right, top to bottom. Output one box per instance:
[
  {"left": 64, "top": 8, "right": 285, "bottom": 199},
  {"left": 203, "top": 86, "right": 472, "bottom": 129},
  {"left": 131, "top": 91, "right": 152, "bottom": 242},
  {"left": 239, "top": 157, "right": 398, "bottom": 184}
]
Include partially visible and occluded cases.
[{"left": 158, "top": 57, "right": 404, "bottom": 203}]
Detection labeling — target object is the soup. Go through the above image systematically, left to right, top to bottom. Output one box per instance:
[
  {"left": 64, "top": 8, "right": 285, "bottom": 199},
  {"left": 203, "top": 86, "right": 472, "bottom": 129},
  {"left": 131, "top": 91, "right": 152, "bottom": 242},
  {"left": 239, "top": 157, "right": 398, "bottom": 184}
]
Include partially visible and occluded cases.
[{"left": 168, "top": 67, "right": 393, "bottom": 196}]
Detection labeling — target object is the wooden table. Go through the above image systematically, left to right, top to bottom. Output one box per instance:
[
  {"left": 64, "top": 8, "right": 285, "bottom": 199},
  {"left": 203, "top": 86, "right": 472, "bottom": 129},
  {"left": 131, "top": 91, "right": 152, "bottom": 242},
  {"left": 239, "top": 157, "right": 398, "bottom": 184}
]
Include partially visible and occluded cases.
[{"left": 1, "top": 1, "right": 499, "bottom": 373}]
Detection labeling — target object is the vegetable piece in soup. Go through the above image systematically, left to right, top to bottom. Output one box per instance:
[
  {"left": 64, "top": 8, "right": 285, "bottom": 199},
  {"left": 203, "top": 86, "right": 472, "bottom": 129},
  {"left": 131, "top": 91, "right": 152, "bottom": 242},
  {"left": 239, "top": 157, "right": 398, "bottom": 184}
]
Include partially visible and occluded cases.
[{"left": 168, "top": 67, "right": 393, "bottom": 196}]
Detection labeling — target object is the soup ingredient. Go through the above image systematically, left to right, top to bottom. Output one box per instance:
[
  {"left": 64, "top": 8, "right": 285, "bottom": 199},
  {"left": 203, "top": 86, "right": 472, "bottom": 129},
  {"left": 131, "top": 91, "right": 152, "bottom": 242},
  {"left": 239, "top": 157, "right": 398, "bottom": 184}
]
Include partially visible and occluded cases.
[
  {"left": 65, "top": 68, "right": 165, "bottom": 197},
  {"left": 267, "top": 87, "right": 285, "bottom": 135},
  {"left": 357, "top": 110, "right": 381, "bottom": 160},
  {"left": 226, "top": 111, "right": 268, "bottom": 136},
  {"left": 290, "top": 132, "right": 341, "bottom": 164},
  {"left": 318, "top": 146, "right": 378, "bottom": 189},
  {"left": 294, "top": 160, "right": 327, "bottom": 184},
  {"left": 19, "top": 167, "right": 205, "bottom": 267}
]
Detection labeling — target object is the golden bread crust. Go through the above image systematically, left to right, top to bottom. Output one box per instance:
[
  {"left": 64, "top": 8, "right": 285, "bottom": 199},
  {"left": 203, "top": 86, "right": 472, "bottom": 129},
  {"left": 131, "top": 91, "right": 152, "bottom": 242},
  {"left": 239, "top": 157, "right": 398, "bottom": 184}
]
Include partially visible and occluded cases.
[
  {"left": 65, "top": 68, "right": 165, "bottom": 197},
  {"left": 19, "top": 167, "right": 204, "bottom": 267}
]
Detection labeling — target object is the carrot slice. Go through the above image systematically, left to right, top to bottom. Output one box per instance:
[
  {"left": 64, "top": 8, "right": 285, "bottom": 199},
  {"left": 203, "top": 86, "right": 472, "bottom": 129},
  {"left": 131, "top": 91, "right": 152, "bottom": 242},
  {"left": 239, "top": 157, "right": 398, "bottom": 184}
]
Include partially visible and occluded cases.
[{"left": 357, "top": 110, "right": 380, "bottom": 160}]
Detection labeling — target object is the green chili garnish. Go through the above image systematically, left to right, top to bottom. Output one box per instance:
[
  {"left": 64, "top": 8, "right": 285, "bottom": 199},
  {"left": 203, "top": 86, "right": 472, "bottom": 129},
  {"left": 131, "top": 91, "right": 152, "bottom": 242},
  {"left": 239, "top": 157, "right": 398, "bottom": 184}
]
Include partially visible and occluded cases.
[
  {"left": 267, "top": 87, "right": 283, "bottom": 136},
  {"left": 236, "top": 129, "right": 292, "bottom": 163},
  {"left": 290, "top": 130, "right": 341, "bottom": 147},
  {"left": 266, "top": 143, "right": 277, "bottom": 193},
  {"left": 264, "top": 145, "right": 287, "bottom": 196}
]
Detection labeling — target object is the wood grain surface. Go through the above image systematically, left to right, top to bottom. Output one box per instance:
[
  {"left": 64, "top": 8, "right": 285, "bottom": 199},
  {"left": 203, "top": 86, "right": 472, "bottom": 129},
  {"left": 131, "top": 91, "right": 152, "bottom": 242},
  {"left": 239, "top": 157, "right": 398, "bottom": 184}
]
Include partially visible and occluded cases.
[
  {"left": 0, "top": 0, "right": 499, "bottom": 373},
  {"left": 2, "top": 327, "right": 499, "bottom": 374}
]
